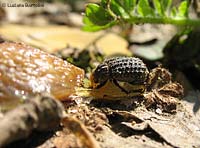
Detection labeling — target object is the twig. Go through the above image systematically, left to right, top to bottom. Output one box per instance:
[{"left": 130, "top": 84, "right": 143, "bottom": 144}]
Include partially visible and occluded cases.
[{"left": 0, "top": 95, "right": 64, "bottom": 147}]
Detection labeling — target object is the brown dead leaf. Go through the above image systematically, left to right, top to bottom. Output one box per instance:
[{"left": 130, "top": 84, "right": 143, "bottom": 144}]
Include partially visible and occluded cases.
[
  {"left": 0, "top": 24, "right": 130, "bottom": 56},
  {"left": 147, "top": 67, "right": 172, "bottom": 91},
  {"left": 145, "top": 82, "right": 183, "bottom": 112},
  {"left": 101, "top": 105, "right": 200, "bottom": 148},
  {"left": 95, "top": 109, "right": 173, "bottom": 148},
  {"left": 147, "top": 110, "right": 200, "bottom": 148},
  {"left": 61, "top": 117, "right": 101, "bottom": 148},
  {"left": 53, "top": 130, "right": 83, "bottom": 148}
]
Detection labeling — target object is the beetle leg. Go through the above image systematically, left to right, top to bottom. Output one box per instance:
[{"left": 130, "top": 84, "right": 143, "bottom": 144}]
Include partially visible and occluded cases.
[{"left": 112, "top": 79, "right": 129, "bottom": 94}]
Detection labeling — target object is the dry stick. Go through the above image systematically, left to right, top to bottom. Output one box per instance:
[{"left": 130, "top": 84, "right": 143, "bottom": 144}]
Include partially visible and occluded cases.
[{"left": 0, "top": 95, "right": 64, "bottom": 147}]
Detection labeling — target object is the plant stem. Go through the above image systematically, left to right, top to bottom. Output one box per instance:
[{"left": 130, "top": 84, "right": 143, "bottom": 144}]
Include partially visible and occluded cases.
[{"left": 126, "top": 16, "right": 200, "bottom": 26}]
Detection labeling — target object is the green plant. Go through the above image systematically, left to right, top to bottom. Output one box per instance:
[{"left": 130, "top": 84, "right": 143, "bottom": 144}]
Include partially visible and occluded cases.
[{"left": 83, "top": 0, "right": 200, "bottom": 31}]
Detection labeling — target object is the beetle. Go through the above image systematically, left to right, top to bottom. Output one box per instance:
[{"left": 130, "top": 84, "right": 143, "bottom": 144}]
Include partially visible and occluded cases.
[{"left": 90, "top": 57, "right": 149, "bottom": 95}]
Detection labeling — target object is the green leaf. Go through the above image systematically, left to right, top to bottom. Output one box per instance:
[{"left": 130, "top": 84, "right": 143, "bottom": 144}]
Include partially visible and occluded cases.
[
  {"left": 83, "top": 0, "right": 200, "bottom": 32},
  {"left": 101, "top": 0, "right": 107, "bottom": 8},
  {"left": 110, "top": 0, "right": 130, "bottom": 19},
  {"left": 123, "top": 0, "right": 136, "bottom": 13},
  {"left": 137, "top": 0, "right": 155, "bottom": 17},
  {"left": 153, "top": 0, "right": 164, "bottom": 16},
  {"left": 160, "top": 0, "right": 172, "bottom": 16},
  {"left": 161, "top": 0, "right": 172, "bottom": 11},
  {"left": 177, "top": 1, "right": 189, "bottom": 17},
  {"left": 82, "top": 3, "right": 116, "bottom": 31},
  {"left": 84, "top": 4, "right": 114, "bottom": 26},
  {"left": 171, "top": 7, "right": 177, "bottom": 17},
  {"left": 83, "top": 16, "right": 94, "bottom": 26},
  {"left": 82, "top": 17, "right": 116, "bottom": 32},
  {"left": 82, "top": 24, "right": 109, "bottom": 32}
]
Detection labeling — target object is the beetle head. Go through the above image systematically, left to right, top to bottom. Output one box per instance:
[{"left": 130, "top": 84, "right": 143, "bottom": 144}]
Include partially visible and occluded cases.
[{"left": 91, "top": 63, "right": 109, "bottom": 88}]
